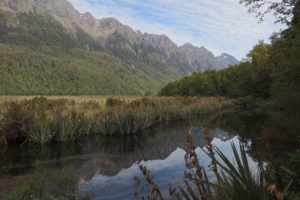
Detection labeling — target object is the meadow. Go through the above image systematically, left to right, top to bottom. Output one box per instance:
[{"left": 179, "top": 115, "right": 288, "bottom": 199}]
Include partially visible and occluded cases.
[{"left": 0, "top": 96, "right": 233, "bottom": 145}]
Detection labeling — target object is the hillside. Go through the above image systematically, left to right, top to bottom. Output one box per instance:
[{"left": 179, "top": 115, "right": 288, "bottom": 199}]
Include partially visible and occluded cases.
[{"left": 0, "top": 0, "right": 239, "bottom": 95}]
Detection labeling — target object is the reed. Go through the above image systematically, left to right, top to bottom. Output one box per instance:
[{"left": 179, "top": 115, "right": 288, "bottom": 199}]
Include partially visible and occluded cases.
[
  {"left": 0, "top": 96, "right": 233, "bottom": 145},
  {"left": 54, "top": 111, "right": 83, "bottom": 142},
  {"left": 96, "top": 111, "right": 151, "bottom": 135},
  {"left": 22, "top": 114, "right": 54, "bottom": 145},
  {"left": 135, "top": 133, "right": 290, "bottom": 200},
  {"left": 134, "top": 165, "right": 164, "bottom": 200}
]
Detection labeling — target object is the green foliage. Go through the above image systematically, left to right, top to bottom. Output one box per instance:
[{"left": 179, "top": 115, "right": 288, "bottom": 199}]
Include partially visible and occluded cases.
[
  {"left": 239, "top": 0, "right": 296, "bottom": 24},
  {"left": 161, "top": 2, "right": 300, "bottom": 115},
  {"left": 0, "top": 11, "right": 183, "bottom": 95},
  {"left": 0, "top": 12, "right": 76, "bottom": 48},
  {"left": 270, "top": 25, "right": 300, "bottom": 114},
  {"left": 159, "top": 40, "right": 279, "bottom": 101},
  {"left": 0, "top": 43, "right": 162, "bottom": 95},
  {"left": 161, "top": 48, "right": 272, "bottom": 99},
  {"left": 0, "top": 97, "right": 232, "bottom": 144},
  {"left": 106, "top": 97, "right": 124, "bottom": 107},
  {"left": 97, "top": 111, "right": 151, "bottom": 135},
  {"left": 212, "top": 143, "right": 269, "bottom": 200}
]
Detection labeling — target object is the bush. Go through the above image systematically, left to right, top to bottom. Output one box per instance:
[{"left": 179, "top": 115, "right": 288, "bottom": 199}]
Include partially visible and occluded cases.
[{"left": 106, "top": 97, "right": 124, "bottom": 107}]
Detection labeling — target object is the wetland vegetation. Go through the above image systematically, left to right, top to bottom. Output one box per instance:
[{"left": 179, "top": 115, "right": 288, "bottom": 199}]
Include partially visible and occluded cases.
[
  {"left": 0, "top": 0, "right": 299, "bottom": 199},
  {"left": 0, "top": 96, "right": 233, "bottom": 145},
  {"left": 1, "top": 110, "right": 299, "bottom": 200}
]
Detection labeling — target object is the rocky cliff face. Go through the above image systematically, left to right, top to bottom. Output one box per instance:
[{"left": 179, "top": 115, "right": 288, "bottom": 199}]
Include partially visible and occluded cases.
[
  {"left": 0, "top": 0, "right": 239, "bottom": 72},
  {"left": 179, "top": 43, "right": 220, "bottom": 71},
  {"left": 216, "top": 53, "right": 240, "bottom": 68}
]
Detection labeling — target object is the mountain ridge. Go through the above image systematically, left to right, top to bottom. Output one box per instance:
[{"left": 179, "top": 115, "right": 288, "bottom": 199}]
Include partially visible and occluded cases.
[
  {"left": 0, "top": 0, "right": 240, "bottom": 95},
  {"left": 0, "top": 0, "right": 239, "bottom": 71}
]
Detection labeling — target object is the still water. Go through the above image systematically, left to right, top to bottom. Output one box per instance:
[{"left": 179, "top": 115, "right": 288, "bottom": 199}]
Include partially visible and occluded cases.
[{"left": 0, "top": 111, "right": 271, "bottom": 199}]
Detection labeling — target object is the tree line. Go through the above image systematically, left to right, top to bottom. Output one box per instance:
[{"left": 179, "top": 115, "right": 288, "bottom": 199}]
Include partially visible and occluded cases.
[{"left": 161, "top": 1, "right": 300, "bottom": 112}]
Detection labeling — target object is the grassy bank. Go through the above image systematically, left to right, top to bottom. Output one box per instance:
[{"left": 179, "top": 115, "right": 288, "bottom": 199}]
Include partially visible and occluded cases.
[{"left": 0, "top": 96, "right": 233, "bottom": 145}]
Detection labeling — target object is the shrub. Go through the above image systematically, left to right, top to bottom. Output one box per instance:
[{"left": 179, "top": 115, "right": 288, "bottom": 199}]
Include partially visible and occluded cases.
[{"left": 106, "top": 97, "right": 124, "bottom": 107}]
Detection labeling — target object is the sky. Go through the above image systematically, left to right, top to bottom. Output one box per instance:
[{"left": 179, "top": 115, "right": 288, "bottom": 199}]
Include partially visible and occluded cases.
[{"left": 68, "top": 0, "right": 285, "bottom": 60}]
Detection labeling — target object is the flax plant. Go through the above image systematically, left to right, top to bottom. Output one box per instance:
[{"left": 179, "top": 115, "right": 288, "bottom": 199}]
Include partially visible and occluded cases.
[{"left": 135, "top": 132, "right": 288, "bottom": 200}]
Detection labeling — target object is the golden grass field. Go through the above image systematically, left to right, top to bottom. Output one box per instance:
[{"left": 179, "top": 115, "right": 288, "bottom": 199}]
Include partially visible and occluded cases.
[
  {"left": 0, "top": 95, "right": 139, "bottom": 104},
  {"left": 0, "top": 95, "right": 142, "bottom": 113}
]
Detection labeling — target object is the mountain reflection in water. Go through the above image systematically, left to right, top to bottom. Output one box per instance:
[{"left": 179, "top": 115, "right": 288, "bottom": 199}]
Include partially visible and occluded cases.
[
  {"left": 0, "top": 113, "right": 259, "bottom": 200},
  {"left": 80, "top": 134, "right": 239, "bottom": 200}
]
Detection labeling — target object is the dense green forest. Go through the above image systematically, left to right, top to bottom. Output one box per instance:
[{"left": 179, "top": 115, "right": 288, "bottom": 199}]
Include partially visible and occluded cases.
[
  {"left": 161, "top": 3, "right": 300, "bottom": 114},
  {"left": 0, "top": 11, "right": 183, "bottom": 95},
  {"left": 160, "top": 41, "right": 273, "bottom": 98}
]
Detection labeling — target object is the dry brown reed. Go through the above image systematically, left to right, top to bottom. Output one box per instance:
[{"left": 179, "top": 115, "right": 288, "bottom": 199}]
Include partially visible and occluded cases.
[
  {"left": 203, "top": 128, "right": 218, "bottom": 175},
  {"left": 183, "top": 132, "right": 211, "bottom": 200},
  {"left": 134, "top": 165, "right": 164, "bottom": 200}
]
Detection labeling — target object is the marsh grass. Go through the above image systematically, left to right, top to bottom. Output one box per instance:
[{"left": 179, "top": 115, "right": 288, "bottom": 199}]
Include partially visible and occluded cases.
[
  {"left": 0, "top": 96, "right": 233, "bottom": 145},
  {"left": 96, "top": 111, "right": 151, "bottom": 135}
]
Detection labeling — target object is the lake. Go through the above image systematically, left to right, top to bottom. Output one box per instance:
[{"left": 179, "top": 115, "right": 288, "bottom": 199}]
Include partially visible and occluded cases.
[{"left": 0, "top": 110, "right": 295, "bottom": 199}]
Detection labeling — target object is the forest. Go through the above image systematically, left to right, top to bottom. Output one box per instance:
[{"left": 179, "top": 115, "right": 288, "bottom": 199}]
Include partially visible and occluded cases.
[
  {"left": 0, "top": 0, "right": 299, "bottom": 199},
  {"left": 161, "top": 3, "right": 300, "bottom": 116},
  {"left": 0, "top": 11, "right": 182, "bottom": 95}
]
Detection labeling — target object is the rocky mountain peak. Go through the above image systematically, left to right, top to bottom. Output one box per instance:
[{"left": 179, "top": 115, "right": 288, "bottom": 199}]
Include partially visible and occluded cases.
[
  {"left": 0, "top": 0, "right": 239, "bottom": 72},
  {"left": 97, "top": 18, "right": 123, "bottom": 32},
  {"left": 181, "top": 43, "right": 195, "bottom": 49},
  {"left": 216, "top": 53, "right": 240, "bottom": 67}
]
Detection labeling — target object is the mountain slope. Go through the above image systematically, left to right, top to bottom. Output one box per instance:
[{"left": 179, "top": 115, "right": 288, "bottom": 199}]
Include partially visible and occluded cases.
[
  {"left": 0, "top": 0, "right": 239, "bottom": 95},
  {"left": 0, "top": 0, "right": 239, "bottom": 71},
  {"left": 0, "top": 12, "right": 180, "bottom": 95}
]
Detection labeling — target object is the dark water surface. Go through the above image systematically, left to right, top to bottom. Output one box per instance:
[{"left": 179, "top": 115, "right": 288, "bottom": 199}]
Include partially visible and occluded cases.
[{"left": 0, "top": 110, "right": 297, "bottom": 199}]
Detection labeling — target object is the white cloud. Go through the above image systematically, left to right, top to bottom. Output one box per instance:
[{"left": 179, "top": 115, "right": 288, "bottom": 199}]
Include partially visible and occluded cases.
[{"left": 68, "top": 0, "right": 285, "bottom": 59}]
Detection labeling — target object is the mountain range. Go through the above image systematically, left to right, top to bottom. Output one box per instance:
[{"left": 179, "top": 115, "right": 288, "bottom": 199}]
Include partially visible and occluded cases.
[{"left": 0, "top": 0, "right": 239, "bottom": 95}]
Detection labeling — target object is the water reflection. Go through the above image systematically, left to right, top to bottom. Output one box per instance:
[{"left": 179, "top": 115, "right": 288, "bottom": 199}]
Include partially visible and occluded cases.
[
  {"left": 1, "top": 110, "right": 297, "bottom": 199},
  {"left": 0, "top": 120, "right": 238, "bottom": 198},
  {"left": 81, "top": 136, "right": 239, "bottom": 200}
]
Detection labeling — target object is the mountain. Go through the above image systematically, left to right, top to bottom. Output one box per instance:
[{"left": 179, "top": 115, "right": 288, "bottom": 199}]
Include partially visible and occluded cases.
[
  {"left": 0, "top": 0, "right": 239, "bottom": 95},
  {"left": 179, "top": 43, "right": 222, "bottom": 71},
  {"left": 216, "top": 53, "right": 240, "bottom": 69}
]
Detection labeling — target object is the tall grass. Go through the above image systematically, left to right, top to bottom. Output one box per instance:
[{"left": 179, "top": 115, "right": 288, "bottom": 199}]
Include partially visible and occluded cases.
[
  {"left": 0, "top": 96, "right": 233, "bottom": 145},
  {"left": 96, "top": 111, "right": 151, "bottom": 135}
]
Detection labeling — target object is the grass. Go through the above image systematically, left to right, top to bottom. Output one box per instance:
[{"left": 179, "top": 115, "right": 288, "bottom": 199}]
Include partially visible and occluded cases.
[
  {"left": 0, "top": 95, "right": 138, "bottom": 112},
  {"left": 0, "top": 96, "right": 233, "bottom": 145}
]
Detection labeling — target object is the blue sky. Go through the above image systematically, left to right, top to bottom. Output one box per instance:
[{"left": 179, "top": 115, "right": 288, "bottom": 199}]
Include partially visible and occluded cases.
[{"left": 68, "top": 0, "right": 285, "bottom": 60}]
